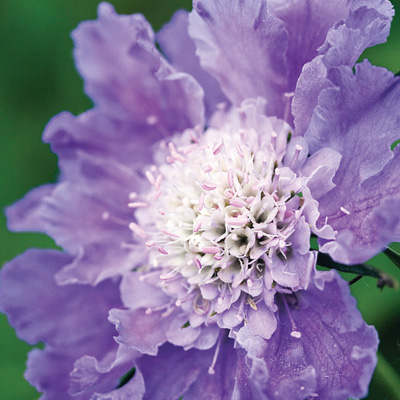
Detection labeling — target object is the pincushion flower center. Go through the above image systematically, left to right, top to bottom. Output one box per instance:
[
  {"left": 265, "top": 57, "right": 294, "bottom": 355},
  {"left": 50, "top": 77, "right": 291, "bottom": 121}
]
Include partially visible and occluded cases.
[{"left": 131, "top": 120, "right": 305, "bottom": 321}]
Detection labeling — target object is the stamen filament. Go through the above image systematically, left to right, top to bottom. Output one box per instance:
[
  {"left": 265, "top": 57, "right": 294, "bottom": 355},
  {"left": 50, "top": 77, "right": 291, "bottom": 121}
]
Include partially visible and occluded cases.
[{"left": 281, "top": 294, "right": 302, "bottom": 339}]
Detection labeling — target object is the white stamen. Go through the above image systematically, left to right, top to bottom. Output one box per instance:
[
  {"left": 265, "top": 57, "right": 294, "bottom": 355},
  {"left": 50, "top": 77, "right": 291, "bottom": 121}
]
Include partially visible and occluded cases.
[
  {"left": 146, "top": 115, "right": 158, "bottom": 125},
  {"left": 190, "top": 130, "right": 200, "bottom": 143},
  {"left": 213, "top": 141, "right": 224, "bottom": 155},
  {"left": 235, "top": 141, "right": 244, "bottom": 158},
  {"left": 168, "top": 142, "right": 186, "bottom": 163},
  {"left": 182, "top": 143, "right": 198, "bottom": 155},
  {"left": 289, "top": 144, "right": 303, "bottom": 169},
  {"left": 295, "top": 144, "right": 303, "bottom": 151},
  {"left": 228, "top": 169, "right": 235, "bottom": 188},
  {"left": 145, "top": 170, "right": 156, "bottom": 185},
  {"left": 155, "top": 174, "right": 162, "bottom": 191},
  {"left": 252, "top": 178, "right": 269, "bottom": 191},
  {"left": 202, "top": 182, "right": 217, "bottom": 191},
  {"left": 129, "top": 192, "right": 138, "bottom": 200},
  {"left": 198, "top": 192, "right": 205, "bottom": 211},
  {"left": 246, "top": 196, "right": 255, "bottom": 205},
  {"left": 230, "top": 198, "right": 246, "bottom": 207},
  {"left": 128, "top": 201, "right": 148, "bottom": 208},
  {"left": 340, "top": 206, "right": 351, "bottom": 215},
  {"left": 226, "top": 216, "right": 249, "bottom": 226},
  {"left": 193, "top": 220, "right": 202, "bottom": 233},
  {"left": 128, "top": 222, "right": 147, "bottom": 239},
  {"left": 160, "top": 229, "right": 179, "bottom": 238},
  {"left": 157, "top": 246, "right": 168, "bottom": 255},
  {"left": 201, "top": 246, "right": 221, "bottom": 254},
  {"left": 194, "top": 258, "right": 202, "bottom": 269},
  {"left": 282, "top": 294, "right": 302, "bottom": 340},
  {"left": 235, "top": 295, "right": 246, "bottom": 322},
  {"left": 247, "top": 298, "right": 258, "bottom": 310},
  {"left": 161, "top": 307, "right": 176, "bottom": 318},
  {"left": 235, "top": 314, "right": 243, "bottom": 322},
  {"left": 208, "top": 334, "right": 223, "bottom": 375}
]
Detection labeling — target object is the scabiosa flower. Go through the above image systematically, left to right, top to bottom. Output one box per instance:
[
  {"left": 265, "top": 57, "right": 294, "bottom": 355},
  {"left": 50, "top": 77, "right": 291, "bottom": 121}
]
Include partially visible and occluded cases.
[{"left": 1, "top": 0, "right": 399, "bottom": 399}]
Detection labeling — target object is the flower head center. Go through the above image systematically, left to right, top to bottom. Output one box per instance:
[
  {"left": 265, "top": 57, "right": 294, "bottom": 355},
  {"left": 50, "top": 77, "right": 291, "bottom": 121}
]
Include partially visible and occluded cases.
[{"left": 132, "top": 111, "right": 307, "bottom": 326}]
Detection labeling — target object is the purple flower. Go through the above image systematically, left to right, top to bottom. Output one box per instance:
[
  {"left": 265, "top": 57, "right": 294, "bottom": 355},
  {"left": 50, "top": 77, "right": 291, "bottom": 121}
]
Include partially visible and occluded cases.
[{"left": 1, "top": 1, "right": 399, "bottom": 399}]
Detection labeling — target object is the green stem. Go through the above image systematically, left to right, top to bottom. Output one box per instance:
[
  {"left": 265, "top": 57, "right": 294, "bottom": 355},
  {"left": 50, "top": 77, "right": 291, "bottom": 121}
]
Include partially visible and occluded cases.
[
  {"left": 384, "top": 247, "right": 400, "bottom": 270},
  {"left": 316, "top": 253, "right": 397, "bottom": 289},
  {"left": 374, "top": 351, "right": 400, "bottom": 399}
]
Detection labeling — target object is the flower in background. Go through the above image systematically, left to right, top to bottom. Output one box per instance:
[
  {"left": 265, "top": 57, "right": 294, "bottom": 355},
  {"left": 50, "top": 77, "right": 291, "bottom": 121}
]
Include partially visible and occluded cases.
[{"left": 1, "top": 1, "right": 400, "bottom": 399}]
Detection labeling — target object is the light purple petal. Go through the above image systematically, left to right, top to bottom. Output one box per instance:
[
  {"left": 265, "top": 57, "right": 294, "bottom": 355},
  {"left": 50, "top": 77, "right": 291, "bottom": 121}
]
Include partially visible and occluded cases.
[
  {"left": 188, "top": 0, "right": 288, "bottom": 118},
  {"left": 268, "top": 0, "right": 349, "bottom": 91},
  {"left": 293, "top": 0, "right": 394, "bottom": 136},
  {"left": 73, "top": 3, "right": 204, "bottom": 131},
  {"left": 320, "top": 6, "right": 393, "bottom": 68},
  {"left": 157, "top": 10, "right": 228, "bottom": 118},
  {"left": 292, "top": 55, "right": 330, "bottom": 137},
  {"left": 305, "top": 61, "right": 400, "bottom": 263},
  {"left": 43, "top": 110, "right": 163, "bottom": 170},
  {"left": 301, "top": 147, "right": 342, "bottom": 201},
  {"left": 57, "top": 148, "right": 145, "bottom": 214},
  {"left": 12, "top": 181, "right": 145, "bottom": 285},
  {"left": 30, "top": 182, "right": 130, "bottom": 254},
  {"left": 6, "top": 184, "right": 55, "bottom": 233},
  {"left": 302, "top": 187, "right": 337, "bottom": 240},
  {"left": 319, "top": 194, "right": 400, "bottom": 264},
  {"left": 55, "top": 242, "right": 145, "bottom": 286},
  {"left": 0, "top": 249, "right": 121, "bottom": 347},
  {"left": 0, "top": 249, "right": 123, "bottom": 399},
  {"left": 120, "top": 271, "right": 170, "bottom": 310},
  {"left": 238, "top": 271, "right": 378, "bottom": 400},
  {"left": 246, "top": 302, "right": 277, "bottom": 340},
  {"left": 109, "top": 308, "right": 176, "bottom": 356},
  {"left": 165, "top": 313, "right": 202, "bottom": 347},
  {"left": 191, "top": 324, "right": 220, "bottom": 350},
  {"left": 135, "top": 333, "right": 267, "bottom": 399},
  {"left": 168, "top": 333, "right": 267, "bottom": 399},
  {"left": 182, "top": 334, "right": 244, "bottom": 399},
  {"left": 137, "top": 342, "right": 211, "bottom": 400},
  {"left": 69, "top": 346, "right": 139, "bottom": 397},
  {"left": 26, "top": 347, "right": 144, "bottom": 400},
  {"left": 25, "top": 348, "right": 82, "bottom": 400},
  {"left": 230, "top": 355, "right": 268, "bottom": 400},
  {"left": 90, "top": 367, "right": 145, "bottom": 400}
]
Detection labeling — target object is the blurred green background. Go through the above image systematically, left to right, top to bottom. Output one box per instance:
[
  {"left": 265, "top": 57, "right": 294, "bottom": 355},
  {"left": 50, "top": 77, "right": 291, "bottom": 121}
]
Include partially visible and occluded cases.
[{"left": 0, "top": 1, "right": 399, "bottom": 399}]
